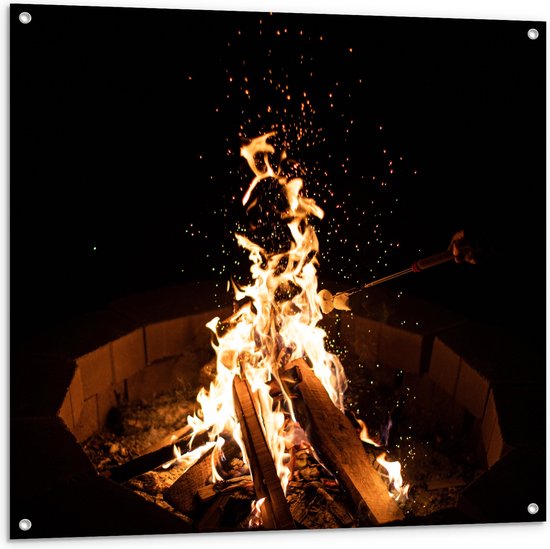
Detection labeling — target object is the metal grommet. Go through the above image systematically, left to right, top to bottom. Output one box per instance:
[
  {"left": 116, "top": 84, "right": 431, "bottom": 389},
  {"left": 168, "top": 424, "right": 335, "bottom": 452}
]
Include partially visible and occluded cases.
[
  {"left": 19, "top": 12, "right": 32, "bottom": 24},
  {"left": 527, "top": 28, "right": 539, "bottom": 40},
  {"left": 527, "top": 503, "right": 539, "bottom": 515},
  {"left": 19, "top": 519, "right": 32, "bottom": 531}
]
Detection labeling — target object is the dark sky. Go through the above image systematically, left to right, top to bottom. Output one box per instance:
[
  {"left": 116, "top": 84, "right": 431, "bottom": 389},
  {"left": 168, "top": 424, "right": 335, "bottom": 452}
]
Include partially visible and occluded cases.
[{"left": 11, "top": 5, "right": 546, "bottom": 344}]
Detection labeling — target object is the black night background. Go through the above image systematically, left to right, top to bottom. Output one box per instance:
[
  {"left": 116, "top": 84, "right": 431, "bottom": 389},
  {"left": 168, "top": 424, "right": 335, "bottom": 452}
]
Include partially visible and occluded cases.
[{"left": 11, "top": 6, "right": 545, "bottom": 355}]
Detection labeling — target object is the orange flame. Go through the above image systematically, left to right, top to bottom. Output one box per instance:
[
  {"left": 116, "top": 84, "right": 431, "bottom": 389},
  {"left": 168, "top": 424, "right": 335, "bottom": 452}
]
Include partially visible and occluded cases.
[{"left": 356, "top": 417, "right": 381, "bottom": 447}]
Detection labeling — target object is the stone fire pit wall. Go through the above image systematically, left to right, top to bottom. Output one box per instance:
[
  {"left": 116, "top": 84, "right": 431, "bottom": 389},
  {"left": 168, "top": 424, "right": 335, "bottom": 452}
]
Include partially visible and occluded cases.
[
  {"left": 11, "top": 281, "right": 232, "bottom": 538},
  {"left": 11, "top": 282, "right": 545, "bottom": 538},
  {"left": 325, "top": 287, "right": 545, "bottom": 523},
  {"left": 62, "top": 309, "right": 230, "bottom": 442}
]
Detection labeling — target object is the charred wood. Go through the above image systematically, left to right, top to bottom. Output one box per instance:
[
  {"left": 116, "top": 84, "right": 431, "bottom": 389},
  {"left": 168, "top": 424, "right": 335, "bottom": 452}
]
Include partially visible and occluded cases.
[
  {"left": 293, "top": 359, "right": 404, "bottom": 526},
  {"left": 233, "top": 375, "right": 295, "bottom": 530},
  {"left": 104, "top": 429, "right": 210, "bottom": 484},
  {"left": 163, "top": 447, "right": 214, "bottom": 515}
]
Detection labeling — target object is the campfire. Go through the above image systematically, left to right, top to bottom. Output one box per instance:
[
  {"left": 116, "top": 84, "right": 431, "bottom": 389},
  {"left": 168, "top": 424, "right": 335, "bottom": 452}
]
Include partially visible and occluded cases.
[
  {"left": 11, "top": 7, "right": 546, "bottom": 540},
  {"left": 97, "top": 132, "right": 411, "bottom": 531}
]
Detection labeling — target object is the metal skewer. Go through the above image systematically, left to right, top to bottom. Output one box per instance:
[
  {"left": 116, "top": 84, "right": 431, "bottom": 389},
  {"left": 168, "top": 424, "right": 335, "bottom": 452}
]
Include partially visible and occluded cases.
[
  {"left": 318, "top": 249, "right": 454, "bottom": 314},
  {"left": 342, "top": 266, "right": 415, "bottom": 296}
]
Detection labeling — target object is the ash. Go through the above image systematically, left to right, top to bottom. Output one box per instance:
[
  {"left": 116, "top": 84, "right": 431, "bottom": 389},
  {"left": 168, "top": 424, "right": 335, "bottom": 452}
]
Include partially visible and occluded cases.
[
  {"left": 82, "top": 359, "right": 483, "bottom": 530},
  {"left": 82, "top": 388, "right": 198, "bottom": 523}
]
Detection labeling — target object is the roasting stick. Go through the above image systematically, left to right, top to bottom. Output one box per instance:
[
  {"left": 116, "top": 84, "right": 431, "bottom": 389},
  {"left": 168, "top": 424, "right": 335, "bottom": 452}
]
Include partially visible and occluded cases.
[{"left": 319, "top": 249, "right": 454, "bottom": 314}]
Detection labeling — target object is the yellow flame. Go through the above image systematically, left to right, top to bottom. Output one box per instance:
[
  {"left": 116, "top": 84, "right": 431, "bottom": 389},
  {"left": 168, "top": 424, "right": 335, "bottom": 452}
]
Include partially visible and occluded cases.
[
  {"left": 240, "top": 131, "right": 277, "bottom": 205},
  {"left": 175, "top": 133, "right": 407, "bottom": 506},
  {"left": 179, "top": 133, "right": 348, "bottom": 496},
  {"left": 211, "top": 436, "right": 226, "bottom": 482},
  {"left": 162, "top": 441, "right": 216, "bottom": 472},
  {"left": 376, "top": 452, "right": 410, "bottom": 501},
  {"left": 248, "top": 497, "right": 266, "bottom": 529}
]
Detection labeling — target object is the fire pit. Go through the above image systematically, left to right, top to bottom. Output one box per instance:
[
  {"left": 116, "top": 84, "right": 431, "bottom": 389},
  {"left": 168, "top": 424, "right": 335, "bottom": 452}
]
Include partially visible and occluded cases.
[
  {"left": 11, "top": 135, "right": 545, "bottom": 538},
  {"left": 11, "top": 278, "right": 545, "bottom": 538}
]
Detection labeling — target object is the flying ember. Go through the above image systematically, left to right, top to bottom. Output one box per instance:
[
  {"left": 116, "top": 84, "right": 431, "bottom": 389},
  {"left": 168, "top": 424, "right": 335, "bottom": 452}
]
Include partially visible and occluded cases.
[{"left": 170, "top": 132, "right": 407, "bottom": 525}]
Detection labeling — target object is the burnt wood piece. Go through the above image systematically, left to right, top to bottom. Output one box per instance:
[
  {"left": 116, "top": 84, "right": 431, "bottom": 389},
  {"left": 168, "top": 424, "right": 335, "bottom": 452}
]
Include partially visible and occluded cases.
[
  {"left": 294, "top": 359, "right": 405, "bottom": 525},
  {"left": 233, "top": 375, "right": 295, "bottom": 531},
  {"left": 144, "top": 425, "right": 193, "bottom": 454},
  {"left": 104, "top": 430, "right": 210, "bottom": 484},
  {"left": 163, "top": 447, "right": 214, "bottom": 514},
  {"left": 196, "top": 475, "right": 254, "bottom": 504},
  {"left": 289, "top": 481, "right": 354, "bottom": 528},
  {"left": 311, "top": 483, "right": 355, "bottom": 527},
  {"left": 196, "top": 484, "right": 217, "bottom": 504},
  {"left": 195, "top": 491, "right": 253, "bottom": 532},
  {"left": 196, "top": 493, "right": 232, "bottom": 532}
]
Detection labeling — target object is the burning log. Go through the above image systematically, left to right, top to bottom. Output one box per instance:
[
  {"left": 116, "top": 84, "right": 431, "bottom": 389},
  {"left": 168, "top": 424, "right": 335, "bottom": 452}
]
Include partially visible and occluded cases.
[
  {"left": 293, "top": 359, "right": 405, "bottom": 525},
  {"left": 232, "top": 375, "right": 295, "bottom": 530},
  {"left": 104, "top": 429, "right": 211, "bottom": 484},
  {"left": 163, "top": 447, "right": 214, "bottom": 515},
  {"left": 196, "top": 475, "right": 253, "bottom": 504},
  {"left": 194, "top": 478, "right": 255, "bottom": 531},
  {"left": 195, "top": 490, "right": 253, "bottom": 533}
]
